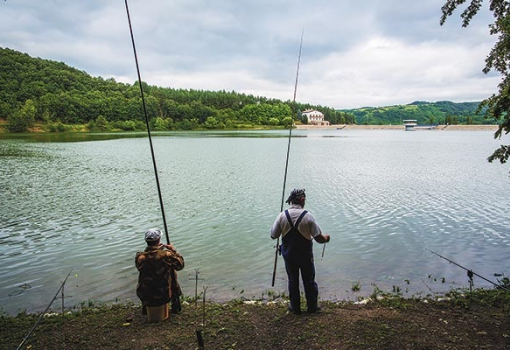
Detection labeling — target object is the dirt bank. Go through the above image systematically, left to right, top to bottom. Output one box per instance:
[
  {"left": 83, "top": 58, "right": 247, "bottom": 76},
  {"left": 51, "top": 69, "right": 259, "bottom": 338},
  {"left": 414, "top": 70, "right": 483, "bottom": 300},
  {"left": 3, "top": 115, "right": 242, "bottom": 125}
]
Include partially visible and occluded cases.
[{"left": 2, "top": 291, "right": 509, "bottom": 350}]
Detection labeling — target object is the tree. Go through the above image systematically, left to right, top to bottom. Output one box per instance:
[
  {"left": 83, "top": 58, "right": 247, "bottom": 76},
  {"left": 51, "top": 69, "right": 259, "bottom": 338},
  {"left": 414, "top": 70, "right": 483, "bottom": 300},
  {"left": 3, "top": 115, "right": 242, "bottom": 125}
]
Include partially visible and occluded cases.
[
  {"left": 441, "top": 0, "right": 510, "bottom": 168},
  {"left": 0, "top": 47, "right": 359, "bottom": 132},
  {"left": 7, "top": 99, "right": 36, "bottom": 132},
  {"left": 190, "top": 100, "right": 216, "bottom": 124},
  {"left": 239, "top": 104, "right": 261, "bottom": 124},
  {"left": 94, "top": 115, "right": 109, "bottom": 131},
  {"left": 204, "top": 116, "right": 219, "bottom": 129},
  {"left": 281, "top": 116, "right": 293, "bottom": 127},
  {"left": 151, "top": 117, "right": 168, "bottom": 131},
  {"left": 268, "top": 117, "right": 280, "bottom": 126}
]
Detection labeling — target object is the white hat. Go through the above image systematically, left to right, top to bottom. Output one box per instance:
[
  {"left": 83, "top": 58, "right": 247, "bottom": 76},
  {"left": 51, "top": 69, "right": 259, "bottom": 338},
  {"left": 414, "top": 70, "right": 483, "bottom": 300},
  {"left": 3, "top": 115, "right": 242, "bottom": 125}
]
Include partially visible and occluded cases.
[{"left": 144, "top": 228, "right": 162, "bottom": 242}]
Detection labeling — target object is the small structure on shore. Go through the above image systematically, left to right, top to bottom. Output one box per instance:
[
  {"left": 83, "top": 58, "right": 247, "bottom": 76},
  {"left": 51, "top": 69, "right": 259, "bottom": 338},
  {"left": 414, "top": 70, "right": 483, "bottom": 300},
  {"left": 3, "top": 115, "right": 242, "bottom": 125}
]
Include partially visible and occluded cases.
[
  {"left": 302, "top": 109, "right": 330, "bottom": 126},
  {"left": 403, "top": 119, "right": 417, "bottom": 131},
  {"left": 403, "top": 119, "right": 437, "bottom": 131}
]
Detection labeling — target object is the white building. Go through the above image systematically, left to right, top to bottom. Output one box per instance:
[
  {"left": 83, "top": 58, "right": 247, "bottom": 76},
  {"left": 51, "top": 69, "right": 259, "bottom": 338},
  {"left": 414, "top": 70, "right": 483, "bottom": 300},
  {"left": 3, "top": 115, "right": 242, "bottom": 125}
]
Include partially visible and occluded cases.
[{"left": 302, "top": 109, "right": 330, "bottom": 126}]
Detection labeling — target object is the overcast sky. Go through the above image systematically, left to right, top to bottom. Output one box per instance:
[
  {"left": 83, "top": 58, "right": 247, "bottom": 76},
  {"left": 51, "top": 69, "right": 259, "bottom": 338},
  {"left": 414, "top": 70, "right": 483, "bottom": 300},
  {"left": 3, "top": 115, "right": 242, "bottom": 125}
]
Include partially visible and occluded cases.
[{"left": 0, "top": 0, "right": 501, "bottom": 109}]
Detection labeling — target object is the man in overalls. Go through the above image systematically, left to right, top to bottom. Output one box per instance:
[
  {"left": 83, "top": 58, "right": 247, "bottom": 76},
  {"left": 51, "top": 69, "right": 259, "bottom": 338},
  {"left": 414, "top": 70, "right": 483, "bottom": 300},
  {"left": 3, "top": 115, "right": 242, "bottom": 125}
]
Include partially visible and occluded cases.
[{"left": 270, "top": 189, "right": 330, "bottom": 314}]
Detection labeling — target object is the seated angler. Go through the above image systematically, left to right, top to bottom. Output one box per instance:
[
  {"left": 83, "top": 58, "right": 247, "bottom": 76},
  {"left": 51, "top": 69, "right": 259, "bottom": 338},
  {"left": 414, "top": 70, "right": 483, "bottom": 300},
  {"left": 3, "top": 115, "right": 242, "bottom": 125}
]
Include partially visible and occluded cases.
[{"left": 135, "top": 228, "right": 185, "bottom": 319}]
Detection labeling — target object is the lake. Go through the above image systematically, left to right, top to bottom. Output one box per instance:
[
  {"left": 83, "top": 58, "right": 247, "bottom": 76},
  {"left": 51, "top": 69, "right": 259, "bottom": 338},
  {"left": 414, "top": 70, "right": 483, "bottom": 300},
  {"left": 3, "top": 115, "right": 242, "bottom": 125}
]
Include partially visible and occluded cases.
[{"left": 1, "top": 128, "right": 509, "bottom": 315}]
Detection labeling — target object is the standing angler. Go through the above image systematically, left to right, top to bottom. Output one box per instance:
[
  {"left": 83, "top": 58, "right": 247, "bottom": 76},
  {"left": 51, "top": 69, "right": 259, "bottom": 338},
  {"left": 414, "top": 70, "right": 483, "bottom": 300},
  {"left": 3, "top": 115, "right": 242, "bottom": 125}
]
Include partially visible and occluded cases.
[{"left": 270, "top": 189, "right": 330, "bottom": 314}]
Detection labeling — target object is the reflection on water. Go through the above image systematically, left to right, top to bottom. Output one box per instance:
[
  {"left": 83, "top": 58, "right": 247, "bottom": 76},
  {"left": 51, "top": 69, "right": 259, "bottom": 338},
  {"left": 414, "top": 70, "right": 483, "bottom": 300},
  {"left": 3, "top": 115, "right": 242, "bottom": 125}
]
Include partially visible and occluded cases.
[{"left": 1, "top": 129, "right": 510, "bottom": 315}]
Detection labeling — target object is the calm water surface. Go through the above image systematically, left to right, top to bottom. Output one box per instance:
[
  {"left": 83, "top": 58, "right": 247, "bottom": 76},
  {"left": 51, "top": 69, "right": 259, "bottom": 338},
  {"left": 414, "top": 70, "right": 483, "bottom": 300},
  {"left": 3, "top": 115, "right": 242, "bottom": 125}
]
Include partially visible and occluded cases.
[{"left": 1, "top": 129, "right": 509, "bottom": 315}]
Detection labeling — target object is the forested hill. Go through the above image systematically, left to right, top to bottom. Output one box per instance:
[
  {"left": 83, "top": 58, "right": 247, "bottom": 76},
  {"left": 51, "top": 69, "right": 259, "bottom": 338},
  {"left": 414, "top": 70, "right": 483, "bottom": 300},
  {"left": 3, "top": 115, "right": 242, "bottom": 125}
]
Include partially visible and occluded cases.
[
  {"left": 0, "top": 47, "right": 352, "bottom": 132},
  {"left": 1, "top": 47, "right": 493, "bottom": 132},
  {"left": 343, "top": 101, "right": 493, "bottom": 126}
]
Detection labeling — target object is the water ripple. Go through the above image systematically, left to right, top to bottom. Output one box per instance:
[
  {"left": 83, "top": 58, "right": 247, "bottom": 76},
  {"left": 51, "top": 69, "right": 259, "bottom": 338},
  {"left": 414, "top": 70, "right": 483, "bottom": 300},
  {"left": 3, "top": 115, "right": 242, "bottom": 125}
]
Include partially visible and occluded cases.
[{"left": 1, "top": 131, "right": 510, "bottom": 314}]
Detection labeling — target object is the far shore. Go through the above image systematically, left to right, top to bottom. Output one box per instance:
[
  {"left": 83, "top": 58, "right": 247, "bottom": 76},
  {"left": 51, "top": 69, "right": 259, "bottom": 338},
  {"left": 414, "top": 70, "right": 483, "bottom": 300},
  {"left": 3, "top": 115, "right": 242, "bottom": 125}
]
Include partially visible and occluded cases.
[
  {"left": 0, "top": 119, "right": 501, "bottom": 134},
  {"left": 296, "top": 124, "right": 500, "bottom": 131}
]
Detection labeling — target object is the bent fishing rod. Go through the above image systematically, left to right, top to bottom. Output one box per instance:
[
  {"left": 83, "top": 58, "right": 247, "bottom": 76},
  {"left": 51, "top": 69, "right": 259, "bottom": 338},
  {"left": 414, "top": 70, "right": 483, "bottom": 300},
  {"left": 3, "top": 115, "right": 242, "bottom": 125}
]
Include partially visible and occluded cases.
[
  {"left": 124, "top": 0, "right": 170, "bottom": 244},
  {"left": 271, "top": 28, "right": 304, "bottom": 287},
  {"left": 426, "top": 249, "right": 510, "bottom": 292},
  {"left": 16, "top": 269, "right": 73, "bottom": 350}
]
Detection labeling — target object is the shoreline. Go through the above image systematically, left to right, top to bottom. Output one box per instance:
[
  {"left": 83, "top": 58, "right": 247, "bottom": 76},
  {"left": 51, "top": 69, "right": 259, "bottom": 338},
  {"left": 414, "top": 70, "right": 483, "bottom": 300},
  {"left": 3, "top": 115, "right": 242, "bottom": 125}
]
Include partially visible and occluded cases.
[
  {"left": 0, "top": 117, "right": 501, "bottom": 135},
  {"left": 296, "top": 124, "right": 500, "bottom": 131},
  {"left": 2, "top": 289, "right": 509, "bottom": 350}
]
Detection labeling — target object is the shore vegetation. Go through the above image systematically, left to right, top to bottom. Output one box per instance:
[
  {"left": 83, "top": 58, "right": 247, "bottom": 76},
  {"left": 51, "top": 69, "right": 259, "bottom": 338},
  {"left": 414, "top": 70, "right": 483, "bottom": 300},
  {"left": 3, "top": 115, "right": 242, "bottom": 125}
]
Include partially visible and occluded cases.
[{"left": 2, "top": 286, "right": 509, "bottom": 350}]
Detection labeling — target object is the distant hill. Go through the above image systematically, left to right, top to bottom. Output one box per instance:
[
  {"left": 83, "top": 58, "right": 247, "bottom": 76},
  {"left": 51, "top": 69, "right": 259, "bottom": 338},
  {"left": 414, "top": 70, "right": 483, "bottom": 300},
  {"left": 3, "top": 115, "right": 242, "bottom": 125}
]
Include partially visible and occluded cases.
[
  {"left": 0, "top": 46, "right": 495, "bottom": 132},
  {"left": 0, "top": 47, "right": 352, "bottom": 132},
  {"left": 341, "top": 101, "right": 494, "bottom": 125}
]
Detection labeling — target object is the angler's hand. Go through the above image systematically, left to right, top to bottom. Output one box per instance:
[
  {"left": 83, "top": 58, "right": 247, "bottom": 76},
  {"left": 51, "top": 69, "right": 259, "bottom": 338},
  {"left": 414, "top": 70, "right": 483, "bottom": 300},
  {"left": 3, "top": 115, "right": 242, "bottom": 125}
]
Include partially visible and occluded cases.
[
  {"left": 314, "top": 233, "right": 330, "bottom": 244},
  {"left": 160, "top": 243, "right": 177, "bottom": 252}
]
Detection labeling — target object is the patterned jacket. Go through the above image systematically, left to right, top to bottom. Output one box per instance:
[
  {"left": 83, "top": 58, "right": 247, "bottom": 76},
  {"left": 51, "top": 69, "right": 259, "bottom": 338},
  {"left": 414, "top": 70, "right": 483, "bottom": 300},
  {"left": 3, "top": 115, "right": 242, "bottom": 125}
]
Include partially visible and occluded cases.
[{"left": 135, "top": 245, "right": 184, "bottom": 307}]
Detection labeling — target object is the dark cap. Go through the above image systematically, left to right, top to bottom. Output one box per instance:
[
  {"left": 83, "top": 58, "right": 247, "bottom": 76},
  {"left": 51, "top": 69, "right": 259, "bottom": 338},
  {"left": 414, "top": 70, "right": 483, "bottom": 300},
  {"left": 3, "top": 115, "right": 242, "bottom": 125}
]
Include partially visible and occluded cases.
[{"left": 286, "top": 188, "right": 306, "bottom": 204}]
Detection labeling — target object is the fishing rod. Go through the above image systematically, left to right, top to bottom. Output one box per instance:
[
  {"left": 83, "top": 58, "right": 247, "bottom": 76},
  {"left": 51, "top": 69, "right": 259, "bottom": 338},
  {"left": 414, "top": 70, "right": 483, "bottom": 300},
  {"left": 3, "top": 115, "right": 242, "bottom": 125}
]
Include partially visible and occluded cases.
[
  {"left": 124, "top": 0, "right": 170, "bottom": 244},
  {"left": 271, "top": 28, "right": 304, "bottom": 287},
  {"left": 426, "top": 249, "right": 510, "bottom": 292},
  {"left": 16, "top": 269, "right": 73, "bottom": 350}
]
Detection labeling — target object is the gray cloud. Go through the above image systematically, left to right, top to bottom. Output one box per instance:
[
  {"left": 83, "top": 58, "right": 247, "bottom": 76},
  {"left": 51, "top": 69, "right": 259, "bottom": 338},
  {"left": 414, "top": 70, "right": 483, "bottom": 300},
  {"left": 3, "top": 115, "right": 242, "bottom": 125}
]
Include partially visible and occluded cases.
[{"left": 0, "top": 0, "right": 500, "bottom": 108}]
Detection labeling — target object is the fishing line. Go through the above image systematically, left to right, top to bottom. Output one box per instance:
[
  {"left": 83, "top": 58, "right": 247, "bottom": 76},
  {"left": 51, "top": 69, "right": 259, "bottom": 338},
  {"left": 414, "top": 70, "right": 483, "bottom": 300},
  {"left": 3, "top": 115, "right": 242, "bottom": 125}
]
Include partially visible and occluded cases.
[
  {"left": 124, "top": 0, "right": 170, "bottom": 244},
  {"left": 271, "top": 28, "right": 304, "bottom": 287},
  {"left": 426, "top": 249, "right": 510, "bottom": 292},
  {"left": 16, "top": 270, "right": 73, "bottom": 350}
]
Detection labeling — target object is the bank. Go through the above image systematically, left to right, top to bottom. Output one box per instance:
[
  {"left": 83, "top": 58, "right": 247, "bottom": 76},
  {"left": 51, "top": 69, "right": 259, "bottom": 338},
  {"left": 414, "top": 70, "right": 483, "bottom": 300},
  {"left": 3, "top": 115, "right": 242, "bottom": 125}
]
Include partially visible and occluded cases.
[
  {"left": 0, "top": 118, "right": 501, "bottom": 135},
  {"left": 296, "top": 124, "right": 500, "bottom": 131},
  {"left": 2, "top": 288, "right": 509, "bottom": 350}
]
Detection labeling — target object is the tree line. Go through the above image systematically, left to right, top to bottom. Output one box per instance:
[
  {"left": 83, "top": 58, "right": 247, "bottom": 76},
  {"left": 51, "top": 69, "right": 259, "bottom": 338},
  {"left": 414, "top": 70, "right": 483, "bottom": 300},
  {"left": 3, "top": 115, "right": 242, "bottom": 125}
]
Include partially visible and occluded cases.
[
  {"left": 0, "top": 47, "right": 354, "bottom": 133},
  {"left": 1, "top": 47, "right": 496, "bottom": 134},
  {"left": 342, "top": 101, "right": 493, "bottom": 126}
]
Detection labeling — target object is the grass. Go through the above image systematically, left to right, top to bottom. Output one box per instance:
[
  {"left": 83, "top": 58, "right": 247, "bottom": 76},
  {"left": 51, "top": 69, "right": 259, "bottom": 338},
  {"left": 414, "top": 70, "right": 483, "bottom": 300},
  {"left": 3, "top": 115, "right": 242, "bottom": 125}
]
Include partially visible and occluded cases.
[{"left": 1, "top": 287, "right": 510, "bottom": 350}]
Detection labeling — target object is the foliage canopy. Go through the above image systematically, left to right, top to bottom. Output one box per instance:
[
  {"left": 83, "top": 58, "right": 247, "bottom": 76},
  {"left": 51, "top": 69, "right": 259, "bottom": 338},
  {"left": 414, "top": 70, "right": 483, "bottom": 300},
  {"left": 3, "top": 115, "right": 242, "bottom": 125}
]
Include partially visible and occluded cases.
[
  {"left": 441, "top": 0, "right": 510, "bottom": 166},
  {"left": 0, "top": 46, "right": 496, "bottom": 133},
  {"left": 0, "top": 47, "right": 352, "bottom": 132},
  {"left": 343, "top": 100, "right": 489, "bottom": 126}
]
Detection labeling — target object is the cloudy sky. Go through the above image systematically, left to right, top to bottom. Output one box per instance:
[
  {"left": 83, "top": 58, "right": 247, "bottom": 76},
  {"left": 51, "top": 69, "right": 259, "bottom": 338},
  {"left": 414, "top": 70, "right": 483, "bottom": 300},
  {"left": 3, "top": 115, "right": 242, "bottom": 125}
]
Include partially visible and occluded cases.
[{"left": 0, "top": 0, "right": 501, "bottom": 109}]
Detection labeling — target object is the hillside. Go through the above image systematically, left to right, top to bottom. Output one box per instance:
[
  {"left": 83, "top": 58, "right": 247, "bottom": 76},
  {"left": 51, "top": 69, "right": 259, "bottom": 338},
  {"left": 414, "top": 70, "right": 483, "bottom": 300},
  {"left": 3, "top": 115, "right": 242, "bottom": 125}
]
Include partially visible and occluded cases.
[
  {"left": 0, "top": 47, "right": 351, "bottom": 132},
  {"left": 0, "top": 47, "right": 496, "bottom": 133},
  {"left": 343, "top": 100, "right": 494, "bottom": 126}
]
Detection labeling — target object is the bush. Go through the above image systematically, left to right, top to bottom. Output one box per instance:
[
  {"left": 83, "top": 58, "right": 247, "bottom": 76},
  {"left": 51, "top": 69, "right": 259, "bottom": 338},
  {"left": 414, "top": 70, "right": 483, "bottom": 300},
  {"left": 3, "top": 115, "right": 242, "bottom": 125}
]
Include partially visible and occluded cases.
[
  {"left": 6, "top": 100, "right": 36, "bottom": 133},
  {"left": 95, "top": 115, "right": 109, "bottom": 131},
  {"left": 204, "top": 116, "right": 219, "bottom": 129},
  {"left": 151, "top": 117, "right": 174, "bottom": 131},
  {"left": 281, "top": 117, "right": 293, "bottom": 126},
  {"left": 268, "top": 118, "right": 280, "bottom": 126},
  {"left": 117, "top": 120, "right": 137, "bottom": 131}
]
